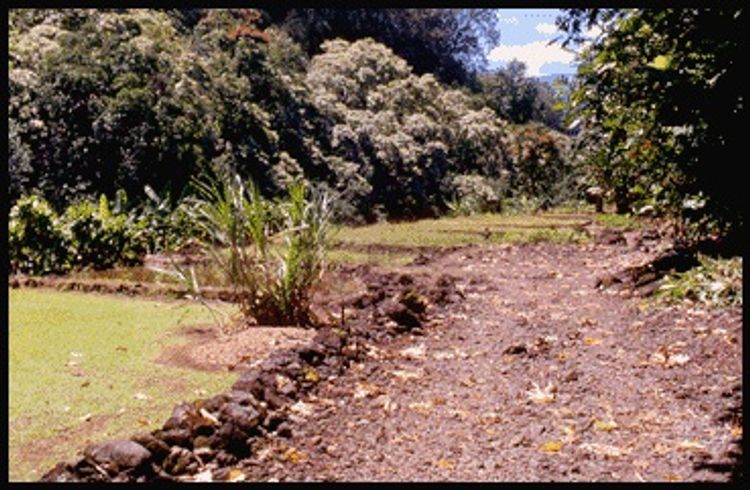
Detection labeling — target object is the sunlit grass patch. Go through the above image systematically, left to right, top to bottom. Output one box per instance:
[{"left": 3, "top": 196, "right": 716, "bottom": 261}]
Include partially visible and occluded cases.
[
  {"left": 594, "top": 213, "right": 640, "bottom": 230},
  {"left": 326, "top": 249, "right": 416, "bottom": 266},
  {"left": 9, "top": 289, "right": 237, "bottom": 481}
]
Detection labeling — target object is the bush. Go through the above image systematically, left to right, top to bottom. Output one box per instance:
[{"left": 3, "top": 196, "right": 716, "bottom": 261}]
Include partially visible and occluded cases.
[
  {"left": 184, "top": 171, "right": 332, "bottom": 325},
  {"left": 446, "top": 174, "right": 503, "bottom": 216},
  {"left": 8, "top": 195, "right": 69, "bottom": 275},
  {"left": 63, "top": 195, "right": 146, "bottom": 270},
  {"left": 656, "top": 255, "right": 742, "bottom": 307}
]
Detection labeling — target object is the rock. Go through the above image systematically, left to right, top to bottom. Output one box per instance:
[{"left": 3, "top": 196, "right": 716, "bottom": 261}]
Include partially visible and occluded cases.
[
  {"left": 595, "top": 229, "right": 626, "bottom": 245},
  {"left": 400, "top": 290, "right": 428, "bottom": 314},
  {"left": 382, "top": 301, "right": 421, "bottom": 330},
  {"left": 313, "top": 328, "right": 344, "bottom": 352},
  {"left": 296, "top": 343, "right": 327, "bottom": 366},
  {"left": 504, "top": 344, "right": 528, "bottom": 355},
  {"left": 232, "top": 372, "right": 264, "bottom": 398},
  {"left": 220, "top": 402, "right": 263, "bottom": 433},
  {"left": 158, "top": 428, "right": 192, "bottom": 448},
  {"left": 131, "top": 432, "right": 170, "bottom": 462},
  {"left": 84, "top": 440, "right": 151, "bottom": 473},
  {"left": 162, "top": 446, "right": 193, "bottom": 475},
  {"left": 41, "top": 462, "right": 77, "bottom": 482}
]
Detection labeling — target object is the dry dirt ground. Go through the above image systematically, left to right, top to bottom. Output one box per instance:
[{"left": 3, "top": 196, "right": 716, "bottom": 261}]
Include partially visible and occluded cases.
[{"left": 233, "top": 242, "right": 742, "bottom": 482}]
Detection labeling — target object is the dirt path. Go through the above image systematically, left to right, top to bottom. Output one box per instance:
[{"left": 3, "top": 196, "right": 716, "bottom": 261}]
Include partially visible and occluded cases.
[{"left": 239, "top": 243, "right": 742, "bottom": 482}]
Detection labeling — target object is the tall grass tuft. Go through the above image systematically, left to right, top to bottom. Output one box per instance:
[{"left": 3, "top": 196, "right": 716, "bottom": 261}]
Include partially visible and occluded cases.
[{"left": 182, "top": 170, "right": 332, "bottom": 326}]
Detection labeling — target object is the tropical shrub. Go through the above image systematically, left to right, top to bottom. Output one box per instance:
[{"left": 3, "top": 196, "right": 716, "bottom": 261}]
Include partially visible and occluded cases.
[
  {"left": 8, "top": 195, "right": 69, "bottom": 275},
  {"left": 63, "top": 195, "right": 146, "bottom": 269}
]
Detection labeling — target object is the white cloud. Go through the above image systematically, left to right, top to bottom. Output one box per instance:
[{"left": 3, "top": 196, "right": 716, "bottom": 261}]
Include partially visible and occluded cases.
[
  {"left": 535, "top": 23, "right": 558, "bottom": 35},
  {"left": 487, "top": 41, "right": 576, "bottom": 76}
]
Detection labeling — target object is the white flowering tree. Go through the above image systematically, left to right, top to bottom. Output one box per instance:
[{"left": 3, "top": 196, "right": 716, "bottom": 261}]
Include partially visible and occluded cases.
[{"left": 306, "top": 38, "right": 512, "bottom": 221}]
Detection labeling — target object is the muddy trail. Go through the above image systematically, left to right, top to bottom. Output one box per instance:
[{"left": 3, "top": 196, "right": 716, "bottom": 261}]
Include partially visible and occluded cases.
[
  {"left": 41, "top": 240, "right": 742, "bottom": 482},
  {"left": 239, "top": 243, "right": 742, "bottom": 482}
]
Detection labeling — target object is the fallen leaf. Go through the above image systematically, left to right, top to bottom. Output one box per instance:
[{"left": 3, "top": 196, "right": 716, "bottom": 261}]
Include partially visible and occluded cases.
[
  {"left": 579, "top": 317, "right": 597, "bottom": 327},
  {"left": 583, "top": 336, "right": 602, "bottom": 346},
  {"left": 400, "top": 344, "right": 426, "bottom": 360},
  {"left": 115, "top": 346, "right": 127, "bottom": 352},
  {"left": 432, "top": 351, "right": 455, "bottom": 360},
  {"left": 557, "top": 351, "right": 570, "bottom": 361},
  {"left": 667, "top": 353, "right": 690, "bottom": 367},
  {"left": 303, "top": 367, "right": 320, "bottom": 383},
  {"left": 392, "top": 369, "right": 422, "bottom": 381},
  {"left": 80, "top": 380, "right": 90, "bottom": 388},
  {"left": 527, "top": 382, "right": 556, "bottom": 404},
  {"left": 353, "top": 383, "right": 381, "bottom": 399},
  {"left": 133, "top": 392, "right": 149, "bottom": 401},
  {"left": 408, "top": 401, "right": 433, "bottom": 415},
  {"left": 199, "top": 408, "right": 220, "bottom": 426},
  {"left": 593, "top": 419, "right": 619, "bottom": 432},
  {"left": 730, "top": 425, "right": 742, "bottom": 438},
  {"left": 677, "top": 440, "right": 706, "bottom": 451},
  {"left": 540, "top": 441, "right": 564, "bottom": 453},
  {"left": 580, "top": 442, "right": 624, "bottom": 458},
  {"left": 283, "top": 447, "right": 304, "bottom": 464},
  {"left": 435, "top": 459, "right": 455, "bottom": 470},
  {"left": 226, "top": 468, "right": 246, "bottom": 481},
  {"left": 191, "top": 469, "right": 213, "bottom": 482},
  {"left": 665, "top": 474, "right": 682, "bottom": 481}
]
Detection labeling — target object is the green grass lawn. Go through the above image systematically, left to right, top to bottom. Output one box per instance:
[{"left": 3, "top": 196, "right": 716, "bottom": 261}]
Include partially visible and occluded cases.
[
  {"left": 331, "top": 211, "right": 593, "bottom": 260},
  {"left": 8, "top": 289, "right": 238, "bottom": 481}
]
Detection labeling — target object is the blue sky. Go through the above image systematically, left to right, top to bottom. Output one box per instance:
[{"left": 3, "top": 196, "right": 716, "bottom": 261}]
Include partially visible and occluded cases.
[{"left": 486, "top": 9, "right": 578, "bottom": 77}]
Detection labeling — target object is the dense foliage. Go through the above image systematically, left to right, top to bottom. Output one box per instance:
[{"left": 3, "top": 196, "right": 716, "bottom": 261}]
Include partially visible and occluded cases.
[
  {"left": 7, "top": 8, "right": 580, "bottom": 260},
  {"left": 266, "top": 8, "right": 501, "bottom": 86},
  {"left": 558, "top": 8, "right": 743, "bottom": 248},
  {"left": 306, "top": 38, "right": 513, "bottom": 221},
  {"left": 477, "top": 61, "right": 567, "bottom": 130},
  {"left": 9, "top": 193, "right": 146, "bottom": 275}
]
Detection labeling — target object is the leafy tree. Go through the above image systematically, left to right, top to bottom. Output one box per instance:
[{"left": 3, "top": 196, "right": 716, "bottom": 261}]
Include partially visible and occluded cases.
[
  {"left": 268, "top": 8, "right": 501, "bottom": 86},
  {"left": 558, "top": 8, "right": 743, "bottom": 248},
  {"left": 306, "top": 38, "right": 512, "bottom": 221},
  {"left": 478, "top": 60, "right": 566, "bottom": 130}
]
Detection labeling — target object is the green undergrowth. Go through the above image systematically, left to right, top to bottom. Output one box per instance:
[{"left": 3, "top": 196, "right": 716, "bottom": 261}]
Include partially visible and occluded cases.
[
  {"left": 655, "top": 255, "right": 743, "bottom": 308},
  {"left": 8, "top": 289, "right": 238, "bottom": 481}
]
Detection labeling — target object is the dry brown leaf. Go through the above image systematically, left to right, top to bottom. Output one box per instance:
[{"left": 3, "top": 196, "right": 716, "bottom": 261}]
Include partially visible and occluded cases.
[
  {"left": 583, "top": 336, "right": 602, "bottom": 346},
  {"left": 303, "top": 366, "right": 320, "bottom": 383},
  {"left": 392, "top": 369, "right": 422, "bottom": 381},
  {"left": 353, "top": 382, "right": 381, "bottom": 399},
  {"left": 408, "top": 401, "right": 433, "bottom": 415},
  {"left": 593, "top": 419, "right": 619, "bottom": 432},
  {"left": 730, "top": 425, "right": 742, "bottom": 438},
  {"left": 677, "top": 440, "right": 706, "bottom": 451},
  {"left": 540, "top": 441, "right": 564, "bottom": 454},
  {"left": 579, "top": 442, "right": 625, "bottom": 458},
  {"left": 283, "top": 447, "right": 304, "bottom": 464},
  {"left": 436, "top": 459, "right": 455, "bottom": 470},
  {"left": 226, "top": 468, "right": 246, "bottom": 481}
]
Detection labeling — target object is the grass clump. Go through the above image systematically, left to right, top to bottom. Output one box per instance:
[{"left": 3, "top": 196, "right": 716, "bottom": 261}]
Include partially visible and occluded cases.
[
  {"left": 183, "top": 171, "right": 332, "bottom": 325},
  {"left": 656, "top": 255, "right": 742, "bottom": 307}
]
